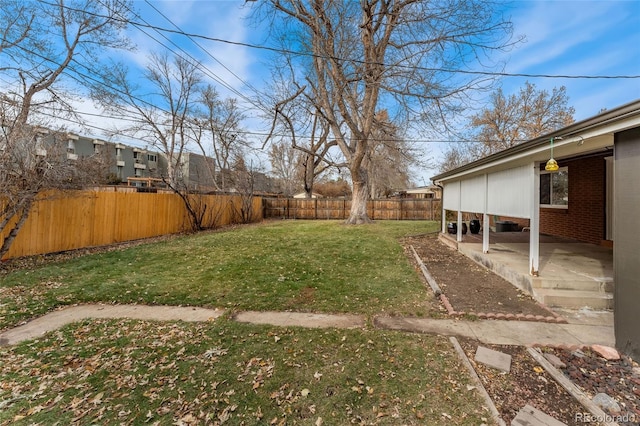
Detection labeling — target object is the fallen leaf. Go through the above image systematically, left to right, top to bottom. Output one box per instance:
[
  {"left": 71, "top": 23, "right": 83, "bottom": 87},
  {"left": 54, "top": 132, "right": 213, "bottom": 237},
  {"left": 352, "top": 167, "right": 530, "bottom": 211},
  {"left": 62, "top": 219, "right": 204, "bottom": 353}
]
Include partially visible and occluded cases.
[
  {"left": 533, "top": 366, "right": 544, "bottom": 374},
  {"left": 313, "top": 372, "right": 322, "bottom": 381},
  {"left": 301, "top": 388, "right": 310, "bottom": 397},
  {"left": 90, "top": 392, "right": 104, "bottom": 405},
  {"left": 26, "top": 405, "right": 44, "bottom": 415},
  {"left": 315, "top": 417, "right": 323, "bottom": 426}
]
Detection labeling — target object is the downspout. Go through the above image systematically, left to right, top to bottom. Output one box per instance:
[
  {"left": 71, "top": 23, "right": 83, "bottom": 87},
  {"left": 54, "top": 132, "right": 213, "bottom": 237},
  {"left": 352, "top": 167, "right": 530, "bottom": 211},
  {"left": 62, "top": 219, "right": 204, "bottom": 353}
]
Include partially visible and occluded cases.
[{"left": 436, "top": 183, "right": 445, "bottom": 234}]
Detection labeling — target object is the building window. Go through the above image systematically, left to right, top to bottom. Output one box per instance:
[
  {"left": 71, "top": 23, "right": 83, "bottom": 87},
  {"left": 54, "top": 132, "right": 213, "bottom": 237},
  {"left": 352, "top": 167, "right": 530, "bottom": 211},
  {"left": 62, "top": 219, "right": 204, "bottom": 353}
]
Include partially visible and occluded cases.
[
  {"left": 147, "top": 154, "right": 157, "bottom": 162},
  {"left": 540, "top": 167, "right": 568, "bottom": 208}
]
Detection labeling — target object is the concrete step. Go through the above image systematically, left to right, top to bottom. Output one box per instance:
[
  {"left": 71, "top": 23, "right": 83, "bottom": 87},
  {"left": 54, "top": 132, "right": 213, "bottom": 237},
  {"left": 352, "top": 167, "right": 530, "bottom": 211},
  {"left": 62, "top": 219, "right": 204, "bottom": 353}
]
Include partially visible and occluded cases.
[
  {"left": 532, "top": 277, "right": 614, "bottom": 293},
  {"left": 533, "top": 288, "right": 614, "bottom": 310}
]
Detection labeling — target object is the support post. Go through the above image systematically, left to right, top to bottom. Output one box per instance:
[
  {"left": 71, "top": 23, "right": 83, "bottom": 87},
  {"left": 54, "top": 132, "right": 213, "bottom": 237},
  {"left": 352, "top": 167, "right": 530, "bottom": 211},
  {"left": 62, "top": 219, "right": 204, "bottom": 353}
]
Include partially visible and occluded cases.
[
  {"left": 529, "top": 163, "right": 540, "bottom": 276},
  {"left": 483, "top": 173, "right": 490, "bottom": 253},
  {"left": 457, "top": 181, "right": 463, "bottom": 242}
]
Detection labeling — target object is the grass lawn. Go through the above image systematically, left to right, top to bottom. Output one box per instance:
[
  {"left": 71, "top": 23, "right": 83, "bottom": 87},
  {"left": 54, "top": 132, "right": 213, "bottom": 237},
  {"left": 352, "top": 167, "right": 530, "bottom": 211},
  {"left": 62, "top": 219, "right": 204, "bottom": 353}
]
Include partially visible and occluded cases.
[
  {"left": 0, "top": 220, "right": 440, "bottom": 331},
  {"left": 0, "top": 221, "right": 490, "bottom": 424},
  {"left": 0, "top": 318, "right": 489, "bottom": 425}
]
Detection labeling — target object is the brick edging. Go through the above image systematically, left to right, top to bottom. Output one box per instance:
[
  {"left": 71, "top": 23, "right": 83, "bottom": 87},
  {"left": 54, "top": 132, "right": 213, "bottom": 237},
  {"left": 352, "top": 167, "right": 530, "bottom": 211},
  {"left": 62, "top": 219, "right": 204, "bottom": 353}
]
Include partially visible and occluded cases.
[{"left": 438, "top": 288, "right": 567, "bottom": 324}]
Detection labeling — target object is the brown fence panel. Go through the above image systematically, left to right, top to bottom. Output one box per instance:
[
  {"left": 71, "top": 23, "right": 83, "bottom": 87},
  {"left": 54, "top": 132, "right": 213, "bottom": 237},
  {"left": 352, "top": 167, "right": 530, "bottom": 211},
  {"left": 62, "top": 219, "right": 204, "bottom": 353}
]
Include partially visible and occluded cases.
[
  {"left": 1, "top": 190, "right": 263, "bottom": 260},
  {"left": 262, "top": 197, "right": 441, "bottom": 221}
]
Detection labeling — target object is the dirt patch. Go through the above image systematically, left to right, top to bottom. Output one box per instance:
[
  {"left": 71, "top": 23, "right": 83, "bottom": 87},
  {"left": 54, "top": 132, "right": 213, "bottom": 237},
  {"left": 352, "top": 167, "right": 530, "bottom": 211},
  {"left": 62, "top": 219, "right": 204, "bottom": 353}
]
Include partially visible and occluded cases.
[
  {"left": 405, "top": 234, "right": 552, "bottom": 317},
  {"left": 285, "top": 286, "right": 316, "bottom": 309}
]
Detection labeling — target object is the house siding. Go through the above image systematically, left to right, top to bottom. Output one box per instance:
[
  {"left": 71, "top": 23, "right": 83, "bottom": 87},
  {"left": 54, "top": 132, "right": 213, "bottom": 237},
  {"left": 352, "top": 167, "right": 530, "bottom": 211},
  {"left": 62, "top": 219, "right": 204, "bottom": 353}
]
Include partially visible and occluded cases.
[
  {"left": 614, "top": 127, "right": 640, "bottom": 361},
  {"left": 540, "top": 155, "right": 606, "bottom": 244}
]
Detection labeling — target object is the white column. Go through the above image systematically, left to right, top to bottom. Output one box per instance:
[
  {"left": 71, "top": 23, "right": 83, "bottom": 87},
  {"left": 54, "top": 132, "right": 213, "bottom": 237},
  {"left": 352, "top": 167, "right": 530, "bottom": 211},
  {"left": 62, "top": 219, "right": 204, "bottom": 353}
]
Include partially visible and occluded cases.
[
  {"left": 529, "top": 163, "right": 540, "bottom": 276},
  {"left": 483, "top": 173, "right": 490, "bottom": 253},
  {"left": 456, "top": 181, "right": 462, "bottom": 242}
]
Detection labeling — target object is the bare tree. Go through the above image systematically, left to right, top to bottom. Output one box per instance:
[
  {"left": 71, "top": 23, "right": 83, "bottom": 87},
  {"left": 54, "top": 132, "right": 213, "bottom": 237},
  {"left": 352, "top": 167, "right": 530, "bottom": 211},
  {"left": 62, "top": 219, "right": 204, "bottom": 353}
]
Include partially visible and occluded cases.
[
  {"left": 0, "top": 0, "right": 132, "bottom": 259},
  {"left": 1, "top": 0, "right": 131, "bottom": 128},
  {"left": 255, "top": 0, "right": 514, "bottom": 224},
  {"left": 0, "top": 2, "right": 33, "bottom": 59},
  {"left": 94, "top": 53, "right": 203, "bottom": 186},
  {"left": 263, "top": 80, "right": 335, "bottom": 198},
  {"left": 439, "top": 82, "right": 575, "bottom": 172},
  {"left": 471, "top": 82, "right": 575, "bottom": 155},
  {"left": 192, "top": 85, "right": 247, "bottom": 192},
  {"left": 365, "top": 111, "right": 418, "bottom": 198},
  {"left": 0, "top": 128, "right": 112, "bottom": 258},
  {"left": 268, "top": 141, "right": 302, "bottom": 196},
  {"left": 230, "top": 159, "right": 259, "bottom": 223}
]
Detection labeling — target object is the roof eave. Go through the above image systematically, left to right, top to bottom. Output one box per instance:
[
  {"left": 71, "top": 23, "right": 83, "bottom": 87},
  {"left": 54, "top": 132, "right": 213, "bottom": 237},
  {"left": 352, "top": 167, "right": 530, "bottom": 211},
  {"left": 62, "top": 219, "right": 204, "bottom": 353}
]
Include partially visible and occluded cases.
[{"left": 431, "top": 98, "right": 640, "bottom": 182}]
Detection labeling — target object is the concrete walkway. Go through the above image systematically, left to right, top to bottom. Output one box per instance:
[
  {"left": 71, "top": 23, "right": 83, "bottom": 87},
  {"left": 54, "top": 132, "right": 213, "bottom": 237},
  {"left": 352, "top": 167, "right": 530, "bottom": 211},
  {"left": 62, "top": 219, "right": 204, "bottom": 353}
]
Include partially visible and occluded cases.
[
  {"left": 0, "top": 304, "right": 614, "bottom": 348},
  {"left": 375, "top": 316, "right": 614, "bottom": 347}
]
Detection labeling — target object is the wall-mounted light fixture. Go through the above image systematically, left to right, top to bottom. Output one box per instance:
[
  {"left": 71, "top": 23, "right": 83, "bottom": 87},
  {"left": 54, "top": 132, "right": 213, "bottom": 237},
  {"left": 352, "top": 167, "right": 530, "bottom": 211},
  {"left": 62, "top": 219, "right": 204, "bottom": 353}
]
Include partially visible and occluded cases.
[{"left": 545, "top": 137, "right": 560, "bottom": 172}]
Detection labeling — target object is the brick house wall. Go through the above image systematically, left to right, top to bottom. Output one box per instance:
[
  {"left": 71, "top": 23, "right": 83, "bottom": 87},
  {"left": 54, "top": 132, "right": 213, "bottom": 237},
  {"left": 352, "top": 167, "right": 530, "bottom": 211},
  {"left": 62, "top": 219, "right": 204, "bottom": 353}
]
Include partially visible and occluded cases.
[{"left": 539, "top": 155, "right": 607, "bottom": 245}]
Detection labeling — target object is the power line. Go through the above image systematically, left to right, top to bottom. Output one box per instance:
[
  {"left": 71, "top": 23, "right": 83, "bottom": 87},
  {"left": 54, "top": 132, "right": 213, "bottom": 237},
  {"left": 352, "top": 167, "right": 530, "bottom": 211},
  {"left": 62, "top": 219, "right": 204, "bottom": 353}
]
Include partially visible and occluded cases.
[
  {"left": 37, "top": 0, "right": 640, "bottom": 80},
  {"left": 114, "top": 0, "right": 263, "bottom": 110},
  {"left": 143, "top": 0, "right": 266, "bottom": 100}
]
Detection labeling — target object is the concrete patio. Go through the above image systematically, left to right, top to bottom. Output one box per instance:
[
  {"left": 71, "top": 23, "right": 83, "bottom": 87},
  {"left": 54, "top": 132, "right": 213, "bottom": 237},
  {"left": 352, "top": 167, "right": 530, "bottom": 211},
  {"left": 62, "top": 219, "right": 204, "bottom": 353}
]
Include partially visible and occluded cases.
[{"left": 439, "top": 231, "right": 614, "bottom": 312}]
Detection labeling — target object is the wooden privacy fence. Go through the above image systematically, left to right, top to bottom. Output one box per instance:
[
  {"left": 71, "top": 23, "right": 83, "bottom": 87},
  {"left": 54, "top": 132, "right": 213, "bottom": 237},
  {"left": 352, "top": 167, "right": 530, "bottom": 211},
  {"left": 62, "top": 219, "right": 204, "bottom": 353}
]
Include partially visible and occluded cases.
[
  {"left": 1, "top": 189, "right": 263, "bottom": 260},
  {"left": 263, "top": 197, "right": 442, "bottom": 221}
]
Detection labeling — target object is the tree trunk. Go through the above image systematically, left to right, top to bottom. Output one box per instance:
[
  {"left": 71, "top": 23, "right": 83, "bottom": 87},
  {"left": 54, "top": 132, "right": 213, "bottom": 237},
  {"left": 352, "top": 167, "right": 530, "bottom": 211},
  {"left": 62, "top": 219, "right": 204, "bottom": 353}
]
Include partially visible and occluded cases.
[
  {"left": 345, "top": 169, "right": 372, "bottom": 224},
  {"left": 0, "top": 199, "right": 33, "bottom": 260}
]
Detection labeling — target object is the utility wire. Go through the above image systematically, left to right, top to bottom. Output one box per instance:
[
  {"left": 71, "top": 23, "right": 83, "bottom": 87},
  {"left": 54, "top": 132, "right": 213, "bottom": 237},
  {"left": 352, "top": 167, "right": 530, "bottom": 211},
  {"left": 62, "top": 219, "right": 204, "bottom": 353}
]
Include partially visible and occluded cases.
[
  {"left": 37, "top": 0, "right": 640, "bottom": 80},
  {"left": 113, "top": 0, "right": 262, "bottom": 110},
  {"left": 143, "top": 0, "right": 266, "bottom": 100}
]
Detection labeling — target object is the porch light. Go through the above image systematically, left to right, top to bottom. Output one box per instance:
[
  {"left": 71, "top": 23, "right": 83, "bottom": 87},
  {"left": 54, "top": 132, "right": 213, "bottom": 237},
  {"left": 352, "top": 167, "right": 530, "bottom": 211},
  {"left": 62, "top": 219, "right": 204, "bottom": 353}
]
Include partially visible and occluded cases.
[{"left": 545, "top": 137, "right": 559, "bottom": 172}]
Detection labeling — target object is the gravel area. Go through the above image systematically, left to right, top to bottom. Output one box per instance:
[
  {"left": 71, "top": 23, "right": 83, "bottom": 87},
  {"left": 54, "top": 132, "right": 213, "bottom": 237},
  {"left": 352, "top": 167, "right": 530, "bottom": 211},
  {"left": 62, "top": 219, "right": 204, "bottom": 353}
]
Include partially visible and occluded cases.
[{"left": 546, "top": 346, "right": 640, "bottom": 425}]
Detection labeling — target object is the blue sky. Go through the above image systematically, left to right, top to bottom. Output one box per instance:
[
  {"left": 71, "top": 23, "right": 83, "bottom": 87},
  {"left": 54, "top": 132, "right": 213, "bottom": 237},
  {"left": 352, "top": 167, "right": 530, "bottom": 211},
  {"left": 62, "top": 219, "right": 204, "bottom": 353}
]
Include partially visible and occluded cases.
[{"left": 86, "top": 0, "right": 640, "bottom": 180}]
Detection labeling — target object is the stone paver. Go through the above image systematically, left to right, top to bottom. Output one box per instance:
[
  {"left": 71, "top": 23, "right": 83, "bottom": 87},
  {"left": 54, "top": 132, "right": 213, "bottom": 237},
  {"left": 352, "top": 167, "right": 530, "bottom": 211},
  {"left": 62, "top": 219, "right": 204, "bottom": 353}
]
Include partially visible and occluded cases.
[
  {"left": 475, "top": 346, "right": 512, "bottom": 373},
  {"left": 511, "top": 404, "right": 568, "bottom": 426}
]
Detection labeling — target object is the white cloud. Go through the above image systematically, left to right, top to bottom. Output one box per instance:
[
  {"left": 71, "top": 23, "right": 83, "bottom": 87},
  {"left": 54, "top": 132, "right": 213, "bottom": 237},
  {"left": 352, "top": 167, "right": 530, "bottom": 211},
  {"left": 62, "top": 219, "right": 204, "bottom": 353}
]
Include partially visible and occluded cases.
[{"left": 497, "top": 0, "right": 640, "bottom": 119}]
